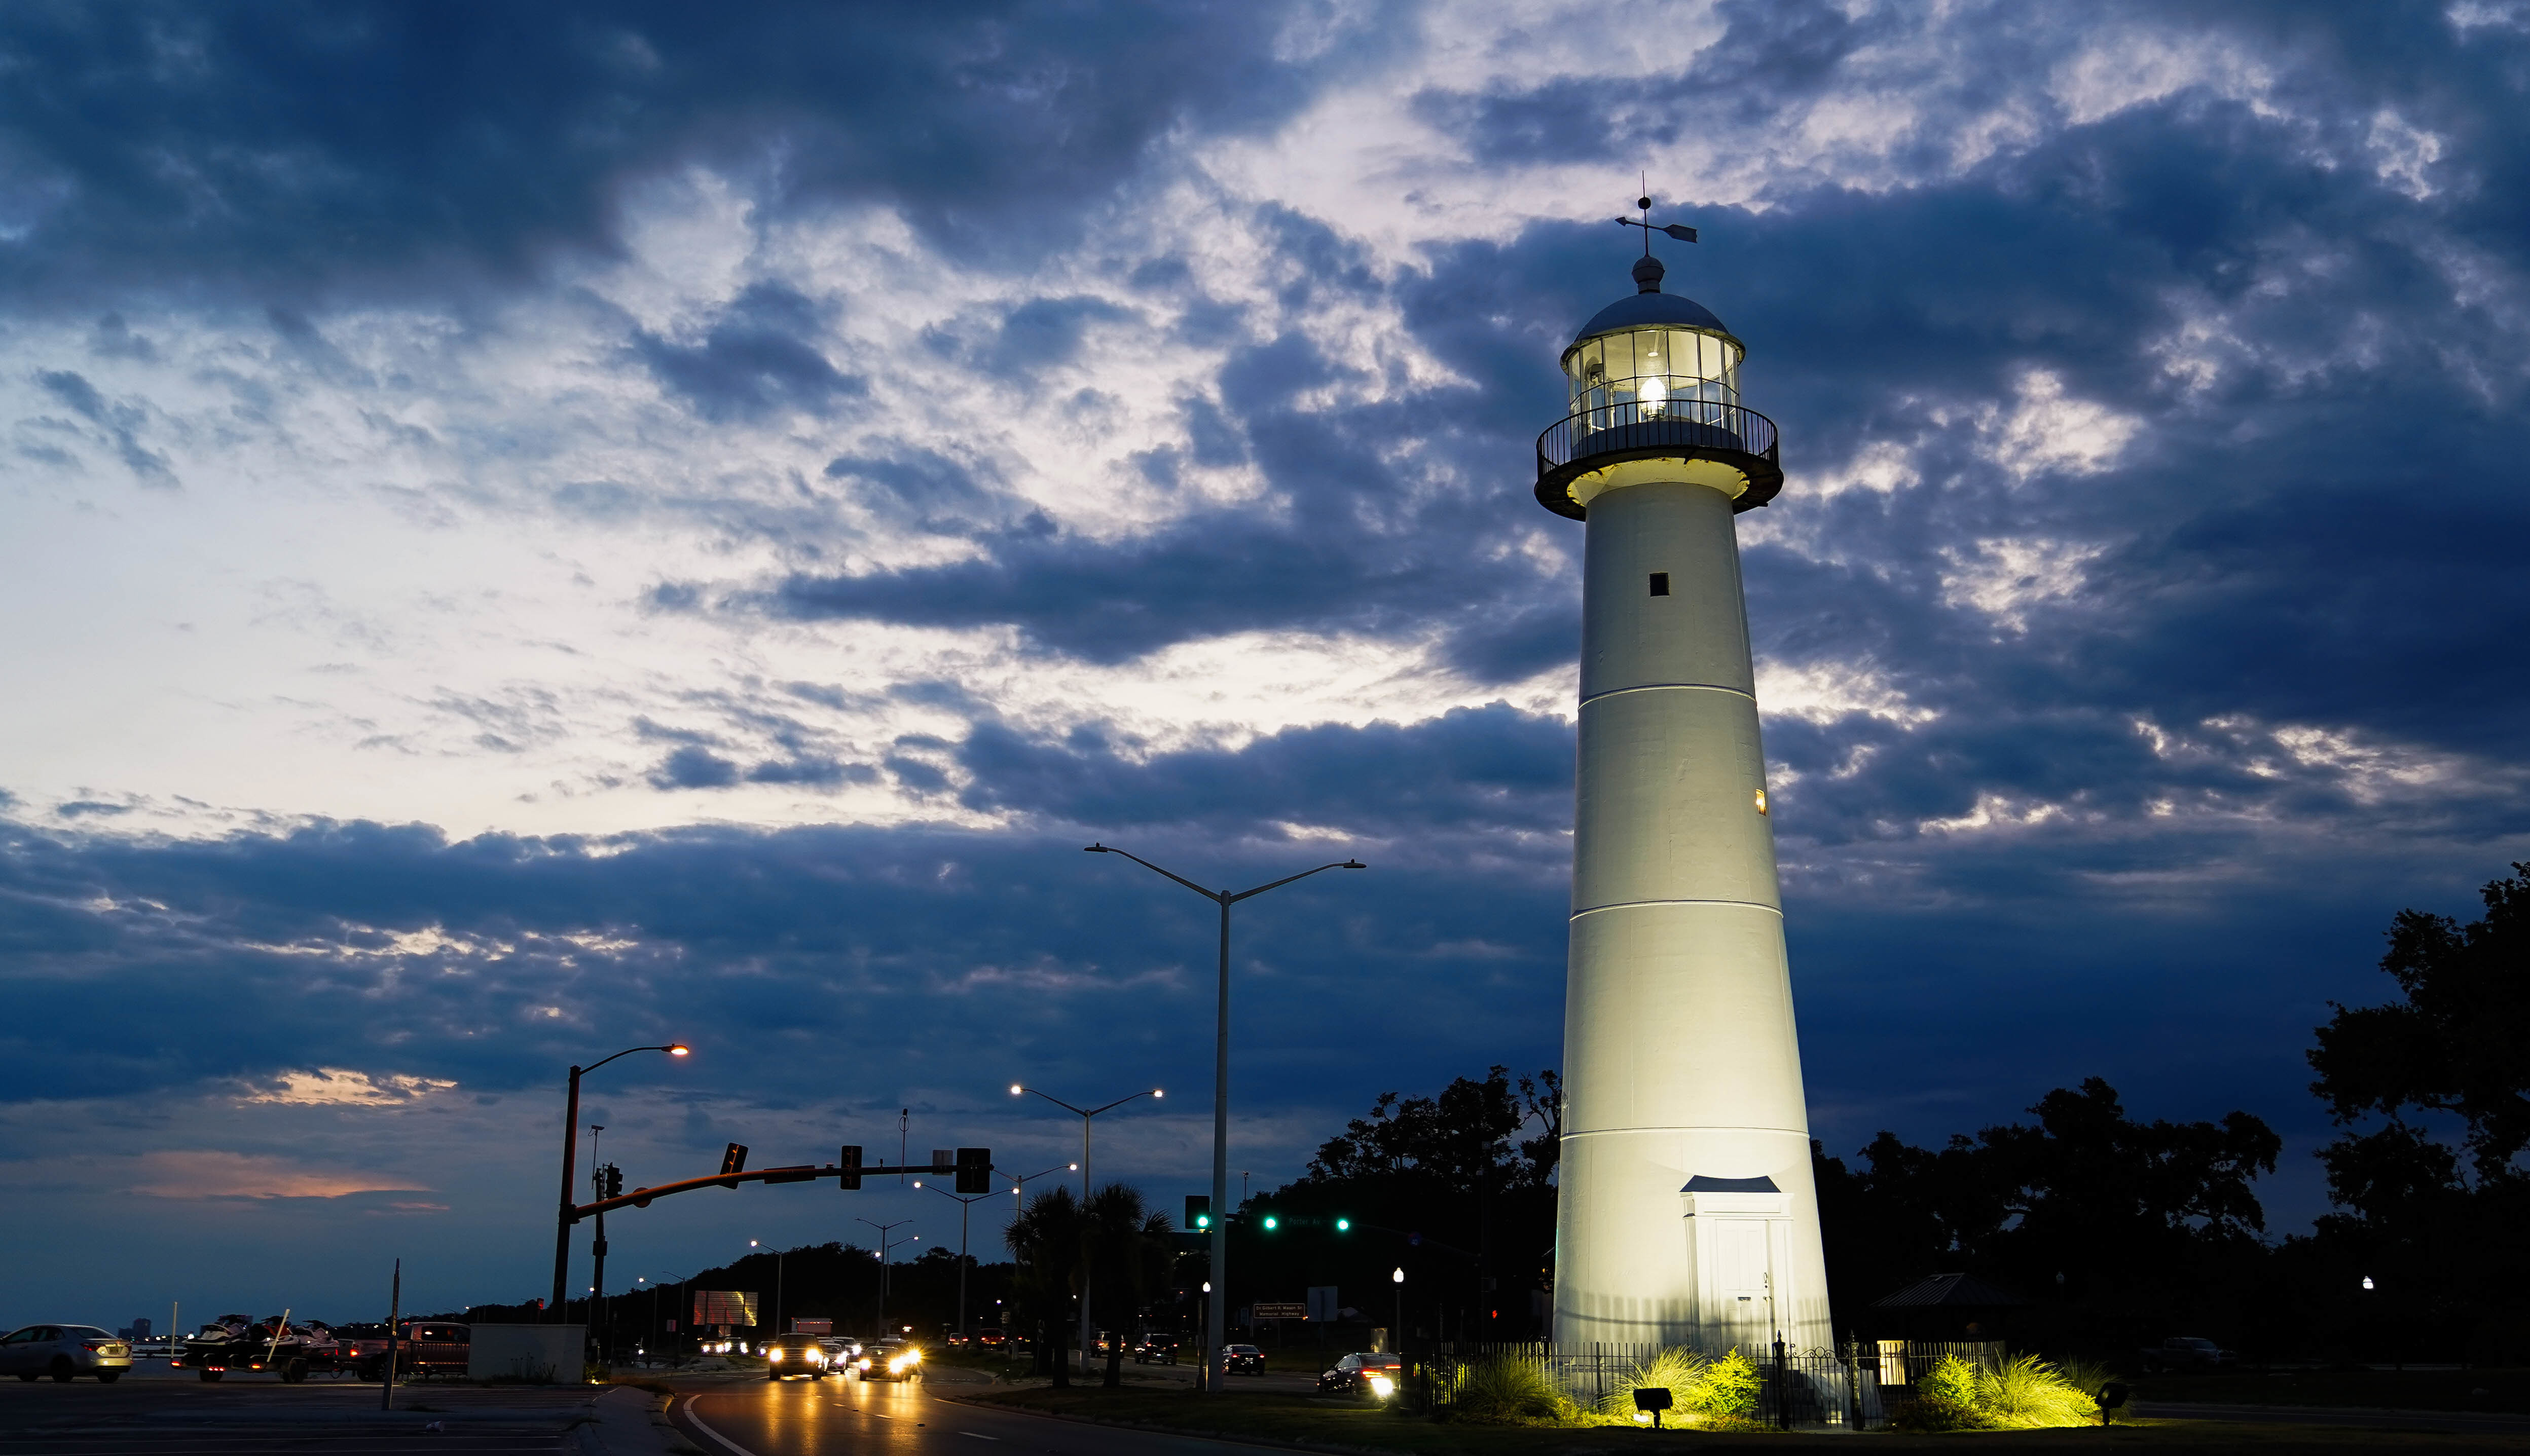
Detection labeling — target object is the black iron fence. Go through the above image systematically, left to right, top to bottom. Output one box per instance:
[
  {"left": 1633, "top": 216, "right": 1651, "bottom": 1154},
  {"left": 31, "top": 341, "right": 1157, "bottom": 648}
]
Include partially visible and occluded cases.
[{"left": 1407, "top": 1337, "right": 1901, "bottom": 1429}]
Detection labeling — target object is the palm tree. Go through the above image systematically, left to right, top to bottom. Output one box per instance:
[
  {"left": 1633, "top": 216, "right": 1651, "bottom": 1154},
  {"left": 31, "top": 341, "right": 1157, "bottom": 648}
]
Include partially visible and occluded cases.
[
  {"left": 1080, "top": 1184, "right": 1176, "bottom": 1389},
  {"left": 1005, "top": 1186, "right": 1083, "bottom": 1386}
]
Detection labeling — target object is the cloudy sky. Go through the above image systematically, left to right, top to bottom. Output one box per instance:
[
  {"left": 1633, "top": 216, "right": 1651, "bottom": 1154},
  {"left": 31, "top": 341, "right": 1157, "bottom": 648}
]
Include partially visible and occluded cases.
[{"left": 4, "top": 0, "right": 2526, "bottom": 1324}]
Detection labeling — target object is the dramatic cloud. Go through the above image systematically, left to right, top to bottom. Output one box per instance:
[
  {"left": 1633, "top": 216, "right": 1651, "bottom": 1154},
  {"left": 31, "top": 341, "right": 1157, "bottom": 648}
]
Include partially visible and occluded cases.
[{"left": 2, "top": 0, "right": 2526, "bottom": 1317}]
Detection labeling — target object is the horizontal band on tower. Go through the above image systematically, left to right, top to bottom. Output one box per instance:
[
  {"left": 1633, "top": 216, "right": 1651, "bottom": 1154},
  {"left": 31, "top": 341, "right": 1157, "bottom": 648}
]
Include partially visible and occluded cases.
[
  {"left": 1579, "top": 682, "right": 1755, "bottom": 706},
  {"left": 1571, "top": 898, "right": 1783, "bottom": 920},
  {"left": 1559, "top": 1125, "right": 1814, "bottom": 1140}
]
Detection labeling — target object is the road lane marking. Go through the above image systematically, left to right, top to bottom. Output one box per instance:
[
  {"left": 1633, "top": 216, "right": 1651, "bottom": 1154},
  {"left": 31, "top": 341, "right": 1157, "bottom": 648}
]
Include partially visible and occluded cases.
[
  {"left": 679, "top": 1397, "right": 759, "bottom": 1456},
  {"left": 960, "top": 1432, "right": 1000, "bottom": 1440}
]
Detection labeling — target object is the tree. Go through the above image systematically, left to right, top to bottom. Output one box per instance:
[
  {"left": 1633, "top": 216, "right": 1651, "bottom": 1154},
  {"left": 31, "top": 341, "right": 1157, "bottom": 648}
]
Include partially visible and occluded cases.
[
  {"left": 2310, "top": 863, "right": 2530, "bottom": 1179},
  {"left": 2302, "top": 864, "right": 2530, "bottom": 1362},
  {"left": 1265, "top": 1066, "right": 1560, "bottom": 1340},
  {"left": 1816, "top": 1079, "right": 2278, "bottom": 1341},
  {"left": 1079, "top": 1184, "right": 1173, "bottom": 1388},
  {"left": 1004, "top": 1186, "right": 1082, "bottom": 1385}
]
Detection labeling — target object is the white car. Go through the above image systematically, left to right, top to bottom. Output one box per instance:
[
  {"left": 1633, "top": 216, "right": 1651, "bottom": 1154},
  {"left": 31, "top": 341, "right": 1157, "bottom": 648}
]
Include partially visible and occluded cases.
[{"left": 0, "top": 1325, "right": 132, "bottom": 1383}]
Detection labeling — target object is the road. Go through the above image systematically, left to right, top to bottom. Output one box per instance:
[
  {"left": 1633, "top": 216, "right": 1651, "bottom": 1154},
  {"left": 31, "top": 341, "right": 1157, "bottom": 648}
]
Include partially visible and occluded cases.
[
  {"left": 0, "top": 1368, "right": 596, "bottom": 1455},
  {"left": 669, "top": 1369, "right": 1298, "bottom": 1456},
  {"left": 2130, "top": 1400, "right": 2530, "bottom": 1434}
]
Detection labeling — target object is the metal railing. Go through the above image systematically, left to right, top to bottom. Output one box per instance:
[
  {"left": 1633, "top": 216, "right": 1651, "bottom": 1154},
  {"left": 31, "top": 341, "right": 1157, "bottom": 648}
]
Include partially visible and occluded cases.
[
  {"left": 1535, "top": 399, "right": 1779, "bottom": 479},
  {"left": 1407, "top": 1337, "right": 1886, "bottom": 1429}
]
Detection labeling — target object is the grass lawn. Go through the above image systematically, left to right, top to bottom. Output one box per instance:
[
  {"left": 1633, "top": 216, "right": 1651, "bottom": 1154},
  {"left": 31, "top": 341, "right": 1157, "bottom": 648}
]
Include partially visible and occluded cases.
[
  {"left": 2134, "top": 1368, "right": 2530, "bottom": 1414},
  {"left": 954, "top": 1384, "right": 2530, "bottom": 1453}
]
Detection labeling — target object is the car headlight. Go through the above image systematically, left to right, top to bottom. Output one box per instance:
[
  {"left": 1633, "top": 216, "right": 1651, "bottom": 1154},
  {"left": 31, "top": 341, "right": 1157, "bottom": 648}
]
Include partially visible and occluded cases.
[
  {"left": 769, "top": 1349, "right": 783, "bottom": 1360},
  {"left": 1369, "top": 1375, "right": 1395, "bottom": 1399}
]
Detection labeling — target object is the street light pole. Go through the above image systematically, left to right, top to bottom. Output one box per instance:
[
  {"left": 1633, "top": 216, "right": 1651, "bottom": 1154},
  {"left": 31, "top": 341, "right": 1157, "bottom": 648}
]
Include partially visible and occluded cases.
[
  {"left": 1084, "top": 844, "right": 1365, "bottom": 1393},
  {"left": 552, "top": 1044, "right": 688, "bottom": 1320},
  {"left": 1011, "top": 1084, "right": 1162, "bottom": 1370},
  {"left": 914, "top": 1178, "right": 998, "bottom": 1342},
  {"left": 859, "top": 1219, "right": 916, "bottom": 1334},
  {"left": 749, "top": 1241, "right": 786, "bottom": 1337}
]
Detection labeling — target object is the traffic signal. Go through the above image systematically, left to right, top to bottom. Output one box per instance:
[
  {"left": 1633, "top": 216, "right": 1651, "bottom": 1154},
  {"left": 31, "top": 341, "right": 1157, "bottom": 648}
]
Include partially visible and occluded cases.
[
  {"left": 720, "top": 1143, "right": 749, "bottom": 1177},
  {"left": 838, "top": 1145, "right": 862, "bottom": 1190},
  {"left": 956, "top": 1147, "right": 992, "bottom": 1194},
  {"left": 603, "top": 1165, "right": 624, "bottom": 1200},
  {"left": 1185, "top": 1195, "right": 1211, "bottom": 1231},
  {"left": 1261, "top": 1214, "right": 1278, "bottom": 1231},
  {"left": 1335, "top": 1216, "right": 1350, "bottom": 1232}
]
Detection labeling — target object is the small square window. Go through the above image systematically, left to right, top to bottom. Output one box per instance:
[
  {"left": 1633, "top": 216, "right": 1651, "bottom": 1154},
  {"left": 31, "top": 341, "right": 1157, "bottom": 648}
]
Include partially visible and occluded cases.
[{"left": 1648, "top": 572, "right": 1671, "bottom": 596}]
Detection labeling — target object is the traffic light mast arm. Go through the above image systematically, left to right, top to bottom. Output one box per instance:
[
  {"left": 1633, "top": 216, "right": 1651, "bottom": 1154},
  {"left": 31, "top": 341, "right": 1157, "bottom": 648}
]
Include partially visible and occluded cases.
[
  {"left": 567, "top": 1159, "right": 962, "bottom": 1222},
  {"left": 1352, "top": 1221, "right": 1481, "bottom": 1261}
]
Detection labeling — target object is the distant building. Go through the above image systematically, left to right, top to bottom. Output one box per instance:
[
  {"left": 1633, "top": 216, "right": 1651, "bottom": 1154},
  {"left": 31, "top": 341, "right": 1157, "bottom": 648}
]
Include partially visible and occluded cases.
[{"left": 132, "top": 1317, "right": 151, "bottom": 1339}]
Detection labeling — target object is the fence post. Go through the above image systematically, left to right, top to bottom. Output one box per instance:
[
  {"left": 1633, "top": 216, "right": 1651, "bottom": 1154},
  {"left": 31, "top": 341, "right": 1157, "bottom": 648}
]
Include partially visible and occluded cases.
[{"left": 1773, "top": 1337, "right": 1789, "bottom": 1430}]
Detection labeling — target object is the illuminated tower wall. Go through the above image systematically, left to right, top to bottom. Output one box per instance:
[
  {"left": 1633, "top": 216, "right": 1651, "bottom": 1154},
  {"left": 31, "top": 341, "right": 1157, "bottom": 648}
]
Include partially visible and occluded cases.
[{"left": 1536, "top": 249, "right": 1831, "bottom": 1353}]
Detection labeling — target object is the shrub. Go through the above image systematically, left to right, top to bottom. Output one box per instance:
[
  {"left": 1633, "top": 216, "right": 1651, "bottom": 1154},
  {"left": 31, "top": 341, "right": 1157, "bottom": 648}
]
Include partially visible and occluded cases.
[
  {"left": 1595, "top": 1346, "right": 1710, "bottom": 1423},
  {"left": 1684, "top": 1348, "right": 1764, "bottom": 1420},
  {"left": 1977, "top": 1354, "right": 2103, "bottom": 1429},
  {"left": 1450, "top": 1355, "right": 1575, "bottom": 1424},
  {"left": 1889, "top": 1393, "right": 1987, "bottom": 1432}
]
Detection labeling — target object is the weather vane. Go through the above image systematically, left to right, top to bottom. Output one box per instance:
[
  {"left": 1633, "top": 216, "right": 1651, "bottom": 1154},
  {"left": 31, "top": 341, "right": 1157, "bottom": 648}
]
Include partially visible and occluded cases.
[{"left": 1615, "top": 176, "right": 1698, "bottom": 253}]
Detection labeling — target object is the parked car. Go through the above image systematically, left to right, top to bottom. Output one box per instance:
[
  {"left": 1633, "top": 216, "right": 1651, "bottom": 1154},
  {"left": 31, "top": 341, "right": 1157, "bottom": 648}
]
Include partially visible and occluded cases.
[
  {"left": 0, "top": 1325, "right": 132, "bottom": 1383},
  {"left": 762, "top": 1332, "right": 832, "bottom": 1381},
  {"left": 1130, "top": 1334, "right": 1181, "bottom": 1365},
  {"left": 2138, "top": 1337, "right": 2235, "bottom": 1374},
  {"left": 857, "top": 1338, "right": 923, "bottom": 1382},
  {"left": 1222, "top": 1343, "right": 1265, "bottom": 1374},
  {"left": 1317, "top": 1351, "right": 1402, "bottom": 1397}
]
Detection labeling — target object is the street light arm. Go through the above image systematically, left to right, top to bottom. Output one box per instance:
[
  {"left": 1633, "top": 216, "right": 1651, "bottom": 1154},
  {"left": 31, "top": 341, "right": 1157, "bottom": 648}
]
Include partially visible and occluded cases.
[
  {"left": 1084, "top": 844, "right": 1224, "bottom": 902},
  {"left": 1227, "top": 860, "right": 1367, "bottom": 904},
  {"left": 580, "top": 1043, "right": 686, "bottom": 1076},
  {"left": 1014, "top": 1086, "right": 1091, "bottom": 1117},
  {"left": 1086, "top": 1089, "right": 1159, "bottom": 1117}
]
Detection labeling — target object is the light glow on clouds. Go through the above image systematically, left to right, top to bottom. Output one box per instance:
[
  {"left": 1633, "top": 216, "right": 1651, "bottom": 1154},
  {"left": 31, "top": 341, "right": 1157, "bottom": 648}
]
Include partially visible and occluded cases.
[{"left": 242, "top": 1068, "right": 459, "bottom": 1106}]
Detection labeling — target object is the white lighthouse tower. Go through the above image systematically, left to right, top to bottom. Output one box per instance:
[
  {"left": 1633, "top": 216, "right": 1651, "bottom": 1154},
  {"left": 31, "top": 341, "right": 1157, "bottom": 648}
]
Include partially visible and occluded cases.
[{"left": 1540, "top": 212, "right": 1831, "bottom": 1354}]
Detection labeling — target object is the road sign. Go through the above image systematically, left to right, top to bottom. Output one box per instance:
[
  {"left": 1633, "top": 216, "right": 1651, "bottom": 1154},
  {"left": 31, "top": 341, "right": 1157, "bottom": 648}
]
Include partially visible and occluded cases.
[{"left": 1253, "top": 1302, "right": 1306, "bottom": 1321}]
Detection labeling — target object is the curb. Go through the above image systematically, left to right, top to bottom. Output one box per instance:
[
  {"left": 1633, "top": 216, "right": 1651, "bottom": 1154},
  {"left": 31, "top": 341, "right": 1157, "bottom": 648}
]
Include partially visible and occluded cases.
[{"left": 931, "top": 1391, "right": 1412, "bottom": 1456}]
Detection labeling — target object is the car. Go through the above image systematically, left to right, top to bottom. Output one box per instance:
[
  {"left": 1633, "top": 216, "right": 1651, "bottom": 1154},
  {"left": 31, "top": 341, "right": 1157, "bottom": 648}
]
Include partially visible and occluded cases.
[
  {"left": 0, "top": 1326, "right": 132, "bottom": 1383},
  {"left": 973, "top": 1329, "right": 1006, "bottom": 1351},
  {"left": 761, "top": 1332, "right": 832, "bottom": 1380},
  {"left": 1130, "top": 1334, "right": 1181, "bottom": 1365},
  {"left": 817, "top": 1336, "right": 861, "bottom": 1366},
  {"left": 2138, "top": 1337, "right": 2235, "bottom": 1374},
  {"left": 857, "top": 1338, "right": 923, "bottom": 1382},
  {"left": 1222, "top": 1343, "right": 1265, "bottom": 1374},
  {"left": 1317, "top": 1351, "right": 1403, "bottom": 1397}
]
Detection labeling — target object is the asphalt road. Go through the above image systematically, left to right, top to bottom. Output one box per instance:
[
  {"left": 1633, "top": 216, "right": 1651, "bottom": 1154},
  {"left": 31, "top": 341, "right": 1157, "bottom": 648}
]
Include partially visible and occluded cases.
[
  {"left": 0, "top": 1369, "right": 594, "bottom": 1455},
  {"left": 669, "top": 1369, "right": 1296, "bottom": 1456},
  {"left": 2130, "top": 1400, "right": 2530, "bottom": 1434}
]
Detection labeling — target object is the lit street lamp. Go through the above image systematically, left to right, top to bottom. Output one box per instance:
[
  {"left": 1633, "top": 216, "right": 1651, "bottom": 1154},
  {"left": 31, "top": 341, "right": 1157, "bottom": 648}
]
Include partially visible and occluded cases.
[
  {"left": 1083, "top": 843, "right": 1365, "bottom": 1391},
  {"left": 551, "top": 1043, "right": 688, "bottom": 1319},
  {"left": 1011, "top": 1082, "right": 1162, "bottom": 1371},
  {"left": 913, "top": 1176, "right": 998, "bottom": 1343},
  {"left": 859, "top": 1218, "right": 918, "bottom": 1333},
  {"left": 749, "top": 1240, "right": 787, "bottom": 1337},
  {"left": 1392, "top": 1267, "right": 1405, "bottom": 1354}
]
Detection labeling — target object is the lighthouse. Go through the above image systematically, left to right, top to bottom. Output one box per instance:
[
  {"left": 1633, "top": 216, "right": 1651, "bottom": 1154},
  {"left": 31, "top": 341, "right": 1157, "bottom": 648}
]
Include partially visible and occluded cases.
[{"left": 1539, "top": 209, "right": 1831, "bottom": 1353}]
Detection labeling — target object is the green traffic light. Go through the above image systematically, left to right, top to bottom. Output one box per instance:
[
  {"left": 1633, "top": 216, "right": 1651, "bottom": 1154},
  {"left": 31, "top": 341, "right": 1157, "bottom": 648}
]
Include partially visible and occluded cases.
[
  {"left": 1194, "top": 1214, "right": 1211, "bottom": 1228},
  {"left": 1262, "top": 1215, "right": 1278, "bottom": 1230},
  {"left": 1335, "top": 1217, "right": 1350, "bottom": 1231}
]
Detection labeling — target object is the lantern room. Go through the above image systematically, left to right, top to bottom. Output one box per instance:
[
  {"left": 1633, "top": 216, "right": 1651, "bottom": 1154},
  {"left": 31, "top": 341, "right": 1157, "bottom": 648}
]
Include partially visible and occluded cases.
[{"left": 1534, "top": 254, "right": 1783, "bottom": 520}]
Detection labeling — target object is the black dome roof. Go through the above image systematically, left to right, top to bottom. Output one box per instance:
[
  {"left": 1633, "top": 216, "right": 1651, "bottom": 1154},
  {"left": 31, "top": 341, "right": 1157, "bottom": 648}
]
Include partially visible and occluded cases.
[{"left": 1571, "top": 290, "right": 1731, "bottom": 344}]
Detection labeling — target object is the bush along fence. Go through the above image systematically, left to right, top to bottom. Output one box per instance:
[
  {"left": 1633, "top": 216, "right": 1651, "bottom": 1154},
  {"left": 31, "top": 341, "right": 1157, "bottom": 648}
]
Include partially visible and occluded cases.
[{"left": 1404, "top": 1338, "right": 2012, "bottom": 1431}]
